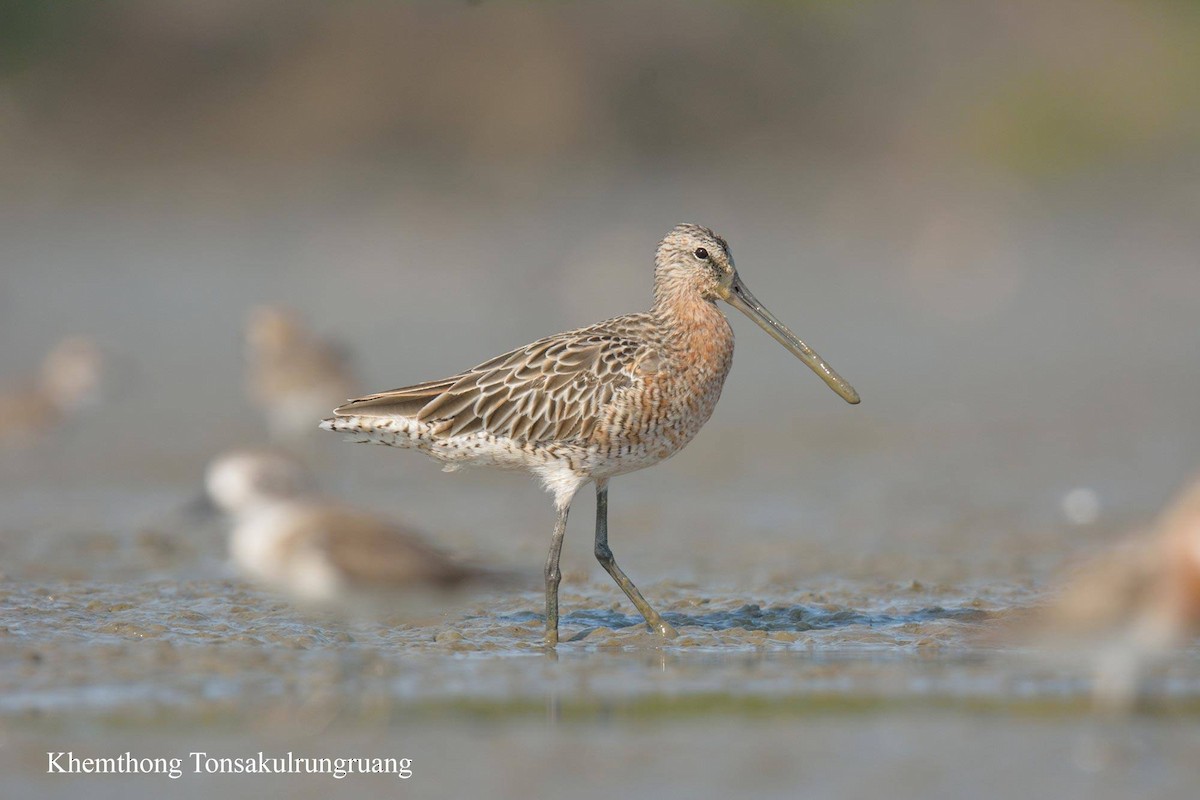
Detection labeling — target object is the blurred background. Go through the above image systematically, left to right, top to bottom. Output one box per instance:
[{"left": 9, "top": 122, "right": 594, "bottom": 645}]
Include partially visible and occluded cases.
[{"left": 2, "top": 1, "right": 1199, "bottom": 798}]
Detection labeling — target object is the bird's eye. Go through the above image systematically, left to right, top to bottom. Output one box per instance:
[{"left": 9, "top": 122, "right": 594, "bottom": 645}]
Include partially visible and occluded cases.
[{"left": 694, "top": 247, "right": 709, "bottom": 260}]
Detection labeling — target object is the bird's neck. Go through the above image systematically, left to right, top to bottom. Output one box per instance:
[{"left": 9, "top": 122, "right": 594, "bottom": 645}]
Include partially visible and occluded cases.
[{"left": 652, "top": 282, "right": 734, "bottom": 358}]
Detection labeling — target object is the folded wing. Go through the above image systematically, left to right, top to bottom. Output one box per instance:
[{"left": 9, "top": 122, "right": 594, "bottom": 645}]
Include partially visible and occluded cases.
[{"left": 332, "top": 320, "right": 656, "bottom": 445}]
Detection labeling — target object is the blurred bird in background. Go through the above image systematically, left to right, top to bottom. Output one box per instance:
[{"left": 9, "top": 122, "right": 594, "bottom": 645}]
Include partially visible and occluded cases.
[
  {"left": 243, "top": 306, "right": 357, "bottom": 448},
  {"left": 0, "top": 337, "right": 106, "bottom": 445},
  {"left": 205, "top": 449, "right": 516, "bottom": 613},
  {"left": 1027, "top": 475, "right": 1200, "bottom": 711}
]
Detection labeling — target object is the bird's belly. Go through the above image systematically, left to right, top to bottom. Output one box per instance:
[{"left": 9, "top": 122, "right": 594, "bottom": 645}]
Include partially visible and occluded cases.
[{"left": 586, "top": 360, "right": 730, "bottom": 478}]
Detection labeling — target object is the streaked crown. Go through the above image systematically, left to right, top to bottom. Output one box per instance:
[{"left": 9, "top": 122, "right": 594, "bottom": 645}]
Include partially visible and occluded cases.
[{"left": 653, "top": 224, "right": 735, "bottom": 302}]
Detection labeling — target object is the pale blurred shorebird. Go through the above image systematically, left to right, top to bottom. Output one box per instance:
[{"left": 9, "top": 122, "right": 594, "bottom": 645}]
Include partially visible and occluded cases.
[
  {"left": 322, "top": 224, "right": 860, "bottom": 645},
  {"left": 245, "top": 306, "right": 357, "bottom": 445},
  {"left": 0, "top": 337, "right": 105, "bottom": 444},
  {"left": 206, "top": 450, "right": 505, "bottom": 608},
  {"left": 1030, "top": 476, "right": 1200, "bottom": 710}
]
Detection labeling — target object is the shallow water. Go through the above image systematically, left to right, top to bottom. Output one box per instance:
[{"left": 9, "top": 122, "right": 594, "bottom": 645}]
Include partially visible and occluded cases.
[
  {"left": 3, "top": 164, "right": 1200, "bottom": 798},
  {"left": 3, "top": 466, "right": 1200, "bottom": 799}
]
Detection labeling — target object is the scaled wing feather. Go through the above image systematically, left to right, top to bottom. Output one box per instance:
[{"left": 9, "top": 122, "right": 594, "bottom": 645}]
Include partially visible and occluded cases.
[{"left": 332, "top": 317, "right": 657, "bottom": 445}]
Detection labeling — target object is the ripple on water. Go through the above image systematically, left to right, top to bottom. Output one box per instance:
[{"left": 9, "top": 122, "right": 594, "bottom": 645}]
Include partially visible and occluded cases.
[{"left": 497, "top": 601, "right": 989, "bottom": 640}]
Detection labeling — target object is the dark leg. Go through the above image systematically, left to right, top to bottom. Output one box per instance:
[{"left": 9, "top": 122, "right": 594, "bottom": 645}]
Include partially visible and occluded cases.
[
  {"left": 593, "top": 480, "right": 678, "bottom": 638},
  {"left": 544, "top": 502, "right": 571, "bottom": 646}
]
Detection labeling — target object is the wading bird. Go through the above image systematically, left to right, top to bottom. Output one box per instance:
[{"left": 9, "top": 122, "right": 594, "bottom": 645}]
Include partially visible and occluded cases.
[{"left": 322, "top": 224, "right": 859, "bottom": 644}]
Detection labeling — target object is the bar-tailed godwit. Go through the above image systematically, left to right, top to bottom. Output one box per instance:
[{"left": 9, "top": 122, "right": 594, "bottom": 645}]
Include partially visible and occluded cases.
[{"left": 322, "top": 224, "right": 859, "bottom": 644}]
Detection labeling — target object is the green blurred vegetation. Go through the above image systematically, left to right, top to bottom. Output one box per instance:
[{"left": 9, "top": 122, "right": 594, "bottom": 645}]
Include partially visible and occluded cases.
[
  {"left": 0, "top": 0, "right": 1195, "bottom": 181},
  {"left": 0, "top": 0, "right": 86, "bottom": 72}
]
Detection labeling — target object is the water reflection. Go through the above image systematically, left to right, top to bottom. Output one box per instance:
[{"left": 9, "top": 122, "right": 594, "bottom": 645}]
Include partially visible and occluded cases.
[{"left": 497, "top": 604, "right": 991, "bottom": 636}]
